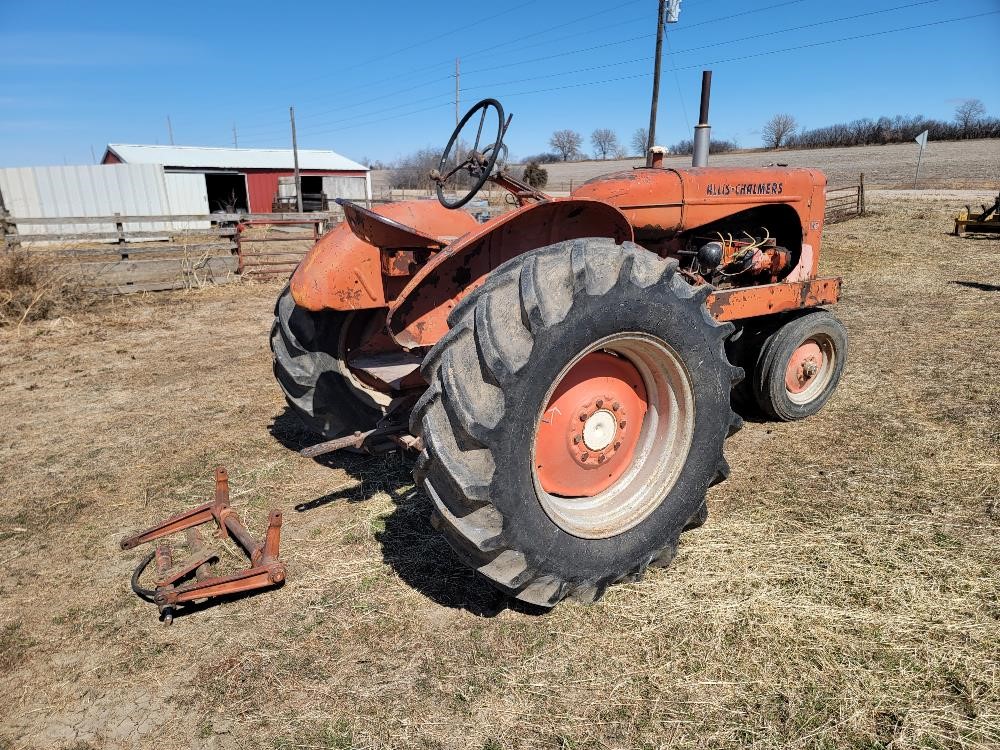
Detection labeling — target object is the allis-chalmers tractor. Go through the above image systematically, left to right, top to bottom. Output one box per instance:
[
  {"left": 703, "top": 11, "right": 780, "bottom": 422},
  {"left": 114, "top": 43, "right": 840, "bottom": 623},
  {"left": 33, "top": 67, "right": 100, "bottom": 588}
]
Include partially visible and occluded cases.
[{"left": 271, "top": 99, "right": 847, "bottom": 607}]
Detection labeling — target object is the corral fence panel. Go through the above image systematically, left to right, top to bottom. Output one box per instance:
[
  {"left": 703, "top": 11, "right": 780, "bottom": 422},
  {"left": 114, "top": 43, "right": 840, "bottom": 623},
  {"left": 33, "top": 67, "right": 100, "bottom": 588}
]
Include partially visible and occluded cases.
[
  {"left": 824, "top": 173, "right": 866, "bottom": 223},
  {"left": 0, "top": 211, "right": 333, "bottom": 293}
]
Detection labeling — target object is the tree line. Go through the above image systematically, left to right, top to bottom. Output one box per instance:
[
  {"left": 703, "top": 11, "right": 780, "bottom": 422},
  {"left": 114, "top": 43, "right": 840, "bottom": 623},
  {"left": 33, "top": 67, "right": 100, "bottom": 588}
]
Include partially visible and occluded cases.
[{"left": 762, "top": 99, "right": 998, "bottom": 150}]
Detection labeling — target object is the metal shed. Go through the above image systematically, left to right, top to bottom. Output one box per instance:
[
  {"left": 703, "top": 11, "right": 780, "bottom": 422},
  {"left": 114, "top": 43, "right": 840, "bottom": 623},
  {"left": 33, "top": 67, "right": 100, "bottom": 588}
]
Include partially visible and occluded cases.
[
  {"left": 102, "top": 144, "right": 371, "bottom": 213},
  {"left": 0, "top": 163, "right": 209, "bottom": 237}
]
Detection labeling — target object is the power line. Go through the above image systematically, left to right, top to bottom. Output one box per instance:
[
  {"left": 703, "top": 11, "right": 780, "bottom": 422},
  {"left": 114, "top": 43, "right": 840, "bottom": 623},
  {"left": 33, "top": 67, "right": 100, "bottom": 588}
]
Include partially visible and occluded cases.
[
  {"left": 233, "top": 0, "right": 644, "bottom": 125},
  {"left": 243, "top": 0, "right": 815, "bottom": 134},
  {"left": 248, "top": 0, "right": 943, "bottom": 140},
  {"left": 339, "top": 0, "right": 539, "bottom": 73},
  {"left": 463, "top": 0, "right": 950, "bottom": 92},
  {"left": 463, "top": 0, "right": 941, "bottom": 78},
  {"left": 239, "top": 8, "right": 996, "bottom": 144},
  {"left": 484, "top": 9, "right": 1000, "bottom": 101},
  {"left": 663, "top": 27, "right": 691, "bottom": 132},
  {"left": 235, "top": 73, "right": 453, "bottom": 135},
  {"left": 238, "top": 101, "right": 455, "bottom": 147}
]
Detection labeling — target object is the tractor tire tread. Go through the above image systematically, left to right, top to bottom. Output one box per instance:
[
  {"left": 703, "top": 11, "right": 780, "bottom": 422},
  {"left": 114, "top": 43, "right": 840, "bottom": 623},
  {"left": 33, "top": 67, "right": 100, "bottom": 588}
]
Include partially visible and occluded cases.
[
  {"left": 411, "top": 238, "right": 742, "bottom": 606},
  {"left": 270, "top": 285, "right": 385, "bottom": 439}
]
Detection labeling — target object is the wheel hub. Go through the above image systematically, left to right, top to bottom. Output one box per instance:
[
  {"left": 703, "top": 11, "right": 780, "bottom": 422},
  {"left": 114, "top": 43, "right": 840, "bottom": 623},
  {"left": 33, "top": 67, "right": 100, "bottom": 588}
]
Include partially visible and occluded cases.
[
  {"left": 785, "top": 340, "right": 823, "bottom": 394},
  {"left": 534, "top": 352, "right": 647, "bottom": 498},
  {"left": 583, "top": 409, "right": 617, "bottom": 451}
]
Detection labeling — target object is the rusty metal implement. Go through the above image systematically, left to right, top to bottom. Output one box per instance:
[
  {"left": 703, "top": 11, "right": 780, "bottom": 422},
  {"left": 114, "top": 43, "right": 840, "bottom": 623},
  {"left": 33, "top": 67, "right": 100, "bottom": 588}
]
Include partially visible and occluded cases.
[{"left": 120, "top": 466, "right": 286, "bottom": 623}]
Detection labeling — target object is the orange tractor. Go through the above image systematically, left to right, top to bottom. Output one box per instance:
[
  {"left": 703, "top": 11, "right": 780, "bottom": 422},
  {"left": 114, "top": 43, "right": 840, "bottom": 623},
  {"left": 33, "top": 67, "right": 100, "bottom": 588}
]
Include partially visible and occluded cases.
[{"left": 271, "top": 99, "right": 846, "bottom": 607}]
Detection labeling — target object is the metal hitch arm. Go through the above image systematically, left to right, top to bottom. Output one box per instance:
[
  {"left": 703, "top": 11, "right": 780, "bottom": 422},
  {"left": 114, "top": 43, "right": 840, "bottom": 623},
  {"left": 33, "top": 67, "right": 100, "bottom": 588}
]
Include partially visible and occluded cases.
[{"left": 120, "top": 466, "right": 287, "bottom": 623}]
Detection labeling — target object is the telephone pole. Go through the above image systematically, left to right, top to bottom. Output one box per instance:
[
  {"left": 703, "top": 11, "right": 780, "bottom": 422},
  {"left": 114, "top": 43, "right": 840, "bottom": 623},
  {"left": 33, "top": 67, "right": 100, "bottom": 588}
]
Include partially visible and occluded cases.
[
  {"left": 645, "top": 0, "right": 681, "bottom": 166},
  {"left": 455, "top": 58, "right": 461, "bottom": 126},
  {"left": 290, "top": 106, "right": 302, "bottom": 213},
  {"left": 166, "top": 115, "right": 175, "bottom": 146},
  {"left": 233, "top": 124, "right": 239, "bottom": 149}
]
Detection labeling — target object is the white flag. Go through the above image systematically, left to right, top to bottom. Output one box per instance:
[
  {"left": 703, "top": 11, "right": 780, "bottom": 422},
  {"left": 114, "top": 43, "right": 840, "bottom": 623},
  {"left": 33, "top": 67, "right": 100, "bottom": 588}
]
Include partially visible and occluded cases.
[{"left": 915, "top": 130, "right": 929, "bottom": 148}]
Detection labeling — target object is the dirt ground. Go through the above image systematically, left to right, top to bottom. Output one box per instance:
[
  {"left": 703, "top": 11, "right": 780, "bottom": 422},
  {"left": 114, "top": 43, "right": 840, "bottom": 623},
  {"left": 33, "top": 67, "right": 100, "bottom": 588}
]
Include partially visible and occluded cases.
[{"left": 1, "top": 194, "right": 998, "bottom": 750}]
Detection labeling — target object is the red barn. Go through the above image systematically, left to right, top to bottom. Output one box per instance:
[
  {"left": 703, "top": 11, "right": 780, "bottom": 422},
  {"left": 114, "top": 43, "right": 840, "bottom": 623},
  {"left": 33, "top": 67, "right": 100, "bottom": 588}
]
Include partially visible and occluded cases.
[{"left": 102, "top": 144, "right": 370, "bottom": 213}]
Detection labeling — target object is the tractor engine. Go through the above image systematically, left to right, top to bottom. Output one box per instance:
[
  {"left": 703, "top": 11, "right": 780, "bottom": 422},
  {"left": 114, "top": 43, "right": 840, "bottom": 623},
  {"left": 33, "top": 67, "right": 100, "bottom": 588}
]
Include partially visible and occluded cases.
[{"left": 681, "top": 229, "right": 793, "bottom": 287}]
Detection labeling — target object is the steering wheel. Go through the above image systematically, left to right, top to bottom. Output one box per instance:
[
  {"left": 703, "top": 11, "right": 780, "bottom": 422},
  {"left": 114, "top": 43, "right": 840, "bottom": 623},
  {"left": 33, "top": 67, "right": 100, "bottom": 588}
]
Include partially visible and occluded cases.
[{"left": 432, "top": 99, "right": 507, "bottom": 209}]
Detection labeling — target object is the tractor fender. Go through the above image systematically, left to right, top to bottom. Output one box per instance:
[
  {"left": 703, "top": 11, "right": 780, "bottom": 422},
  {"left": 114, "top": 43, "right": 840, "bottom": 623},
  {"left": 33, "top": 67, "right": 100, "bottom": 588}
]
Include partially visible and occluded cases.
[
  {"left": 387, "top": 198, "right": 633, "bottom": 349},
  {"left": 290, "top": 201, "right": 480, "bottom": 312},
  {"left": 289, "top": 221, "right": 384, "bottom": 312}
]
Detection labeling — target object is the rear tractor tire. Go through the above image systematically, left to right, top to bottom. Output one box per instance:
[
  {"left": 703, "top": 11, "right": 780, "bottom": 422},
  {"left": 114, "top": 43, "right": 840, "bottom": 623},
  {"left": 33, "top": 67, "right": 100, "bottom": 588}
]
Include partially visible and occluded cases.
[
  {"left": 411, "top": 238, "right": 743, "bottom": 607},
  {"left": 270, "top": 286, "right": 390, "bottom": 439},
  {"left": 752, "top": 310, "right": 847, "bottom": 421}
]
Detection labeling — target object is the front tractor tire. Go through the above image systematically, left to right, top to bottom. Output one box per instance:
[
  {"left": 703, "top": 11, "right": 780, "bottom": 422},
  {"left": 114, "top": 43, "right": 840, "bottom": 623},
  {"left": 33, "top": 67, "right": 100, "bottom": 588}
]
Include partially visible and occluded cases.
[
  {"left": 411, "top": 238, "right": 743, "bottom": 607},
  {"left": 270, "top": 286, "right": 389, "bottom": 439},
  {"left": 752, "top": 310, "right": 848, "bottom": 422}
]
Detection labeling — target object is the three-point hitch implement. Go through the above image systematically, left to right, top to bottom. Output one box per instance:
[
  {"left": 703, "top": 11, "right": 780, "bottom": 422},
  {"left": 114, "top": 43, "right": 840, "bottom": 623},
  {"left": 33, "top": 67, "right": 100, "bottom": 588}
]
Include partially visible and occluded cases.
[{"left": 120, "top": 467, "right": 286, "bottom": 623}]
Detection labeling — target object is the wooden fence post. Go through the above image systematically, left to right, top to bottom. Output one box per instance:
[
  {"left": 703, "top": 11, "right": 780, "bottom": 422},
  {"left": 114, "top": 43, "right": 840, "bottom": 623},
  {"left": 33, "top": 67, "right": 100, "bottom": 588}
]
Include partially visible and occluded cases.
[
  {"left": 859, "top": 172, "right": 865, "bottom": 216},
  {"left": 0, "top": 185, "right": 11, "bottom": 251},
  {"left": 114, "top": 212, "right": 128, "bottom": 259}
]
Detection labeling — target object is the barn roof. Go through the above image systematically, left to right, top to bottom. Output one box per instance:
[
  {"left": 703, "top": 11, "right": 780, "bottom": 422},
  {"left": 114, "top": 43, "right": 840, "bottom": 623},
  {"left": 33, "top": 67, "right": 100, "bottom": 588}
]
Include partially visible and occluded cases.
[{"left": 104, "top": 144, "right": 368, "bottom": 172}]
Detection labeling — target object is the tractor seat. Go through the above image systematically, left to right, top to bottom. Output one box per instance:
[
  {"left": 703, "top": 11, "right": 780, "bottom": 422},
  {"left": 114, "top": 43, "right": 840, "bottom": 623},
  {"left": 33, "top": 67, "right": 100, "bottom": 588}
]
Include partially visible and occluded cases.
[{"left": 336, "top": 198, "right": 448, "bottom": 250}]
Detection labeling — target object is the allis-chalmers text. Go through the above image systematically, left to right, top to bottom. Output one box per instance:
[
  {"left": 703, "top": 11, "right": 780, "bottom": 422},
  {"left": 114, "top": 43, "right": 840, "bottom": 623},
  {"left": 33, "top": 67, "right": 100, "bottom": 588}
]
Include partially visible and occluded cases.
[{"left": 706, "top": 182, "right": 784, "bottom": 196}]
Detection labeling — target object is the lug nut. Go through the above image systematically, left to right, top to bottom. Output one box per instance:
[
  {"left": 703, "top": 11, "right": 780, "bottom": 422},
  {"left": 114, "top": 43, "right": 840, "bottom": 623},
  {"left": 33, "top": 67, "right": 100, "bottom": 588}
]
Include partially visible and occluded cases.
[
  {"left": 596, "top": 399, "right": 604, "bottom": 408},
  {"left": 612, "top": 402, "right": 620, "bottom": 411},
  {"left": 579, "top": 413, "right": 588, "bottom": 422},
  {"left": 619, "top": 420, "right": 626, "bottom": 429},
  {"left": 572, "top": 435, "right": 581, "bottom": 444},
  {"left": 614, "top": 441, "right": 621, "bottom": 450},
  {"left": 581, "top": 452, "right": 589, "bottom": 462},
  {"left": 598, "top": 453, "right": 606, "bottom": 463}
]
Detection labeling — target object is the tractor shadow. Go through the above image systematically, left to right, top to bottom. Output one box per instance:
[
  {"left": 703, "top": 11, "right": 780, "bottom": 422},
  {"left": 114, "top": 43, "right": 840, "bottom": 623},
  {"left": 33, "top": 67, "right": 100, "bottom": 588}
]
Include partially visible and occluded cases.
[
  {"left": 951, "top": 280, "right": 1000, "bottom": 292},
  {"left": 268, "top": 407, "right": 535, "bottom": 617}
]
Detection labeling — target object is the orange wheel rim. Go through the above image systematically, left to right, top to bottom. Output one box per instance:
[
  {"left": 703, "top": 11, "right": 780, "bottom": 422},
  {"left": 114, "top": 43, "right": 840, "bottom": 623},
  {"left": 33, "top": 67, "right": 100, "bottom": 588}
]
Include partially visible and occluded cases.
[
  {"left": 530, "top": 334, "right": 695, "bottom": 539},
  {"left": 785, "top": 340, "right": 823, "bottom": 394},
  {"left": 534, "top": 352, "right": 648, "bottom": 497}
]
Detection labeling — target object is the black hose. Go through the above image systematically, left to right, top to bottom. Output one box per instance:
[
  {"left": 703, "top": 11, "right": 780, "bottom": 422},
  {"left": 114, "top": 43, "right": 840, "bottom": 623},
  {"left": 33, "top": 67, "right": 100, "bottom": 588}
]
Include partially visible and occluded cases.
[{"left": 130, "top": 550, "right": 158, "bottom": 602}]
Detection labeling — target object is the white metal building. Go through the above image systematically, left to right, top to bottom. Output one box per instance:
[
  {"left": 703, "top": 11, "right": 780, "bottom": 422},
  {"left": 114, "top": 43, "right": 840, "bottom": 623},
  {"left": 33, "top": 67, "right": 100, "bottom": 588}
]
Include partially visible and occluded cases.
[{"left": 102, "top": 144, "right": 372, "bottom": 213}]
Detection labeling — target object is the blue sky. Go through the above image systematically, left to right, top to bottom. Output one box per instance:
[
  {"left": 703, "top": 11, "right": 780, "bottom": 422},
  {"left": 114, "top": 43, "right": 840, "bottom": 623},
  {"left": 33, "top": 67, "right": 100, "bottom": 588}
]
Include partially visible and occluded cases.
[{"left": 1, "top": 0, "right": 998, "bottom": 167}]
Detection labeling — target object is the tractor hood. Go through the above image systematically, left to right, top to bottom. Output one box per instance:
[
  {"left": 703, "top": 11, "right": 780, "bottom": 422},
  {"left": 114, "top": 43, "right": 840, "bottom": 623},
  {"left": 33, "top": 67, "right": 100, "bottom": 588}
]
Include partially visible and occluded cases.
[{"left": 572, "top": 166, "right": 826, "bottom": 236}]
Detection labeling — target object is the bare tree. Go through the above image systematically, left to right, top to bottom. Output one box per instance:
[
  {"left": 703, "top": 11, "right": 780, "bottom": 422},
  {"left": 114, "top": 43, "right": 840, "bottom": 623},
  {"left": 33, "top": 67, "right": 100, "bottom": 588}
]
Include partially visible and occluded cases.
[
  {"left": 954, "top": 99, "right": 986, "bottom": 133},
  {"left": 762, "top": 113, "right": 798, "bottom": 149},
  {"left": 631, "top": 127, "right": 649, "bottom": 156},
  {"left": 550, "top": 129, "right": 583, "bottom": 161},
  {"left": 591, "top": 129, "right": 620, "bottom": 160},
  {"left": 390, "top": 147, "right": 448, "bottom": 190}
]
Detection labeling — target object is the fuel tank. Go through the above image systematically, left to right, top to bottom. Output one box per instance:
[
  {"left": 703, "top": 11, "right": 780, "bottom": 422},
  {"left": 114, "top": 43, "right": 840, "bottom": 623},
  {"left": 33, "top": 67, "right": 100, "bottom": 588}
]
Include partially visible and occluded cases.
[{"left": 572, "top": 166, "right": 827, "bottom": 238}]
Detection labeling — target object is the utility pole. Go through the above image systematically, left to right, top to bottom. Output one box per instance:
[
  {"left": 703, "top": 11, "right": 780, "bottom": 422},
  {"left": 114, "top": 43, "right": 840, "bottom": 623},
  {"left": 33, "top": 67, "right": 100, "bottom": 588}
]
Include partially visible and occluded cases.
[
  {"left": 646, "top": 0, "right": 681, "bottom": 166},
  {"left": 455, "top": 58, "right": 461, "bottom": 126},
  {"left": 290, "top": 106, "right": 302, "bottom": 213},
  {"left": 166, "top": 116, "right": 175, "bottom": 146},
  {"left": 233, "top": 123, "right": 239, "bottom": 149},
  {"left": 90, "top": 145, "right": 97, "bottom": 164}
]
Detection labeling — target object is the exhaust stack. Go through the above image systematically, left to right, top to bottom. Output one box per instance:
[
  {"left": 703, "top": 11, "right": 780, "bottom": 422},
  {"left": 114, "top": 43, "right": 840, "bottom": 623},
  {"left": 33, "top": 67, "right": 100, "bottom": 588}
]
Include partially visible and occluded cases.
[{"left": 692, "top": 70, "right": 712, "bottom": 168}]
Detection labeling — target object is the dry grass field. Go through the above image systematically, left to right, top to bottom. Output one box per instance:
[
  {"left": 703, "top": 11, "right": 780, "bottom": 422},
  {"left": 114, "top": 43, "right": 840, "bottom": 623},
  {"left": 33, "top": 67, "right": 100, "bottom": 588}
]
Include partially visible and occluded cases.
[
  {"left": 372, "top": 139, "right": 1000, "bottom": 194},
  {"left": 524, "top": 139, "right": 1000, "bottom": 191},
  {"left": 0, "top": 194, "right": 998, "bottom": 750}
]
